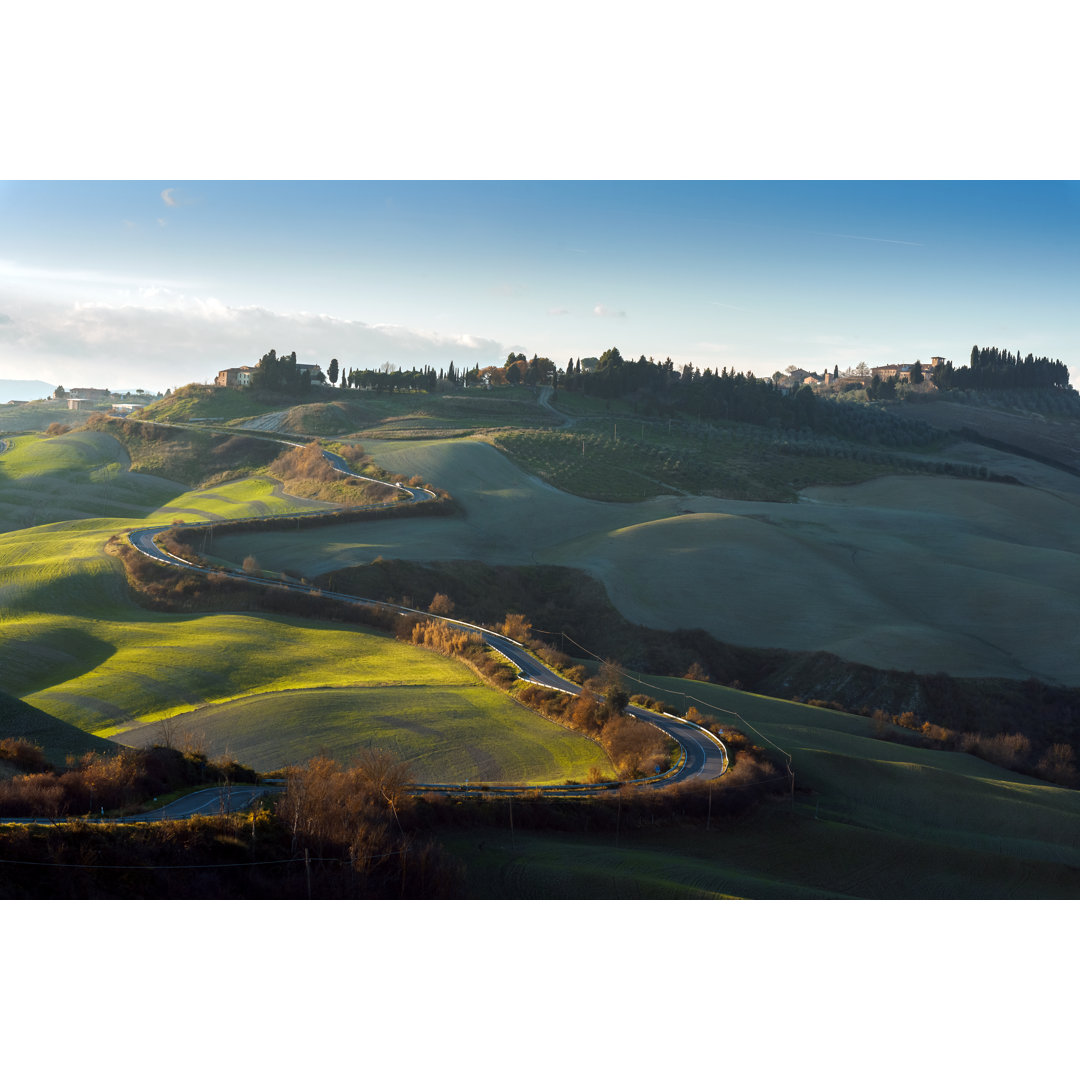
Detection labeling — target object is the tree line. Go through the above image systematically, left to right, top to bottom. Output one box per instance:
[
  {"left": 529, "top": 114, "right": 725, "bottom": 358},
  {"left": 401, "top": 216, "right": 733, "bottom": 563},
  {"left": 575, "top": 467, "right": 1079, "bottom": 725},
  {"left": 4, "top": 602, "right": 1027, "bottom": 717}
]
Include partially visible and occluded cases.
[
  {"left": 931, "top": 346, "right": 1070, "bottom": 392},
  {"left": 562, "top": 347, "right": 937, "bottom": 447}
]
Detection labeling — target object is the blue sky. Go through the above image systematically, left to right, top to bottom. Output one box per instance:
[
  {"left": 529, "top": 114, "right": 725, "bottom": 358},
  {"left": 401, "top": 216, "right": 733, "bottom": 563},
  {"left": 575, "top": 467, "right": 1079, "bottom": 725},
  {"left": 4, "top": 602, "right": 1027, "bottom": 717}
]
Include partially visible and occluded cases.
[{"left": 0, "top": 180, "right": 1075, "bottom": 392}]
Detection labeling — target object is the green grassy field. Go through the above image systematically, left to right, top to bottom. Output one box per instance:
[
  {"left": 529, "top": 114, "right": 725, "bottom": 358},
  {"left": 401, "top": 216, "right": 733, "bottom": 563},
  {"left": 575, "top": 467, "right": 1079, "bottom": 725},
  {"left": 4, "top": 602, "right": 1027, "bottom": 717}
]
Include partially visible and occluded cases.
[
  {"left": 5, "top": 397, "right": 1080, "bottom": 897},
  {"left": 0, "top": 428, "right": 610, "bottom": 778},
  {"left": 0, "top": 431, "right": 186, "bottom": 529},
  {"left": 157, "top": 476, "right": 332, "bottom": 522},
  {"left": 117, "top": 686, "right": 608, "bottom": 781}
]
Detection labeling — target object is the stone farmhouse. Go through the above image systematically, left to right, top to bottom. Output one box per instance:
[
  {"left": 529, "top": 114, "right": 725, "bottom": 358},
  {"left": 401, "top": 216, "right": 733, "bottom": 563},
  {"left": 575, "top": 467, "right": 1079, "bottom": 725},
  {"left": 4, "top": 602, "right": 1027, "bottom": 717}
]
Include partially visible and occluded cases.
[
  {"left": 870, "top": 356, "right": 945, "bottom": 381},
  {"left": 215, "top": 363, "right": 325, "bottom": 388},
  {"left": 215, "top": 366, "right": 256, "bottom": 388}
]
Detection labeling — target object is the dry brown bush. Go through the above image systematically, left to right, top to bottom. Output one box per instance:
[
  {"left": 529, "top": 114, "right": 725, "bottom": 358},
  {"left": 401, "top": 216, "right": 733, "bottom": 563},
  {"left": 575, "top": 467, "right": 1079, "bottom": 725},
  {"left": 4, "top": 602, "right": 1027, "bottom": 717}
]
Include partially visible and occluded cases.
[
  {"left": 270, "top": 441, "right": 336, "bottom": 483},
  {"left": 428, "top": 592, "right": 455, "bottom": 616},
  {"left": 500, "top": 613, "right": 533, "bottom": 641},
  {"left": 604, "top": 715, "right": 670, "bottom": 778},
  {"left": 0, "top": 739, "right": 48, "bottom": 772},
  {"left": 1035, "top": 743, "right": 1077, "bottom": 786},
  {"left": 0, "top": 746, "right": 255, "bottom": 818},
  {"left": 276, "top": 753, "right": 460, "bottom": 896}
]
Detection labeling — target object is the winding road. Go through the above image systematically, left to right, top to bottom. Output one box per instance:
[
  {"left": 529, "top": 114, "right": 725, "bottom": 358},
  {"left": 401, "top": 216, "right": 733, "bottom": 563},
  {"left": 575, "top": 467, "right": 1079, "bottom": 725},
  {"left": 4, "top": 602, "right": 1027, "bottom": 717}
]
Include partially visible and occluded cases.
[{"left": 124, "top": 430, "right": 727, "bottom": 796}]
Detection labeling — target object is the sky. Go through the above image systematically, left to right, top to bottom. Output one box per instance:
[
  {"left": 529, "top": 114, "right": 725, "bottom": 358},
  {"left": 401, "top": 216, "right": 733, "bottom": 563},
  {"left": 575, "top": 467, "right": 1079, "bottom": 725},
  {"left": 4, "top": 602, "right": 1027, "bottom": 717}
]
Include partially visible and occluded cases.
[{"left": 1, "top": 179, "right": 1076, "bottom": 393}]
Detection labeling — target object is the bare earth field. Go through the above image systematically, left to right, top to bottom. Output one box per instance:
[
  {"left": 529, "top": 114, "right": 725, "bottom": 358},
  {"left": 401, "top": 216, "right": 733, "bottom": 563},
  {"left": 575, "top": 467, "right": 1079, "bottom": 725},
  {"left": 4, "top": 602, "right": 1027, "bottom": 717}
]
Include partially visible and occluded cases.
[{"left": 211, "top": 436, "right": 1080, "bottom": 685}]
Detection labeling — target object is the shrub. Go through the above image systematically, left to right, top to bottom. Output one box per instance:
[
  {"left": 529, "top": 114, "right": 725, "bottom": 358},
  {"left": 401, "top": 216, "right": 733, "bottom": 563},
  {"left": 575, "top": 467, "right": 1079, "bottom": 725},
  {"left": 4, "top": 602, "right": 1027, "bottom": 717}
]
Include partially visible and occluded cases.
[
  {"left": 428, "top": 592, "right": 455, "bottom": 616},
  {"left": 500, "top": 613, "right": 533, "bottom": 641},
  {"left": 0, "top": 739, "right": 48, "bottom": 772},
  {"left": 1035, "top": 743, "right": 1077, "bottom": 786},
  {"left": 0, "top": 746, "right": 257, "bottom": 817}
]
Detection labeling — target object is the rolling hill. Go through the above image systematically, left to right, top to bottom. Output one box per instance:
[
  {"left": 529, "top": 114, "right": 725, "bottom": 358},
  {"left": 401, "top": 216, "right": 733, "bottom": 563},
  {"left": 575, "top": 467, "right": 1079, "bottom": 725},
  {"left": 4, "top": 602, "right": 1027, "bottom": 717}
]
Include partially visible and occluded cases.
[{"left": 211, "top": 434, "right": 1080, "bottom": 685}]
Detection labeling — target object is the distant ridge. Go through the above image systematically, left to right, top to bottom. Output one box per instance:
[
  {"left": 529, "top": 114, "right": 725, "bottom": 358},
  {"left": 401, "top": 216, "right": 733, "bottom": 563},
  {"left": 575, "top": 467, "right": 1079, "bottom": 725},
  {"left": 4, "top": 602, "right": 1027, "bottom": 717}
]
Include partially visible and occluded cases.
[{"left": 0, "top": 379, "right": 54, "bottom": 402}]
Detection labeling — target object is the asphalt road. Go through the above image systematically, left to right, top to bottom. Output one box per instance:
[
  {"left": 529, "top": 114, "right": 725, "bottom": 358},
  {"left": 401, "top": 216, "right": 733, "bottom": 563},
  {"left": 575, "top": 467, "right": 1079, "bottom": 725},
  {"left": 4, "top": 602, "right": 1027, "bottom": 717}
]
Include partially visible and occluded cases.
[
  {"left": 121, "top": 439, "right": 728, "bottom": 798},
  {"left": 2, "top": 785, "right": 266, "bottom": 825}
]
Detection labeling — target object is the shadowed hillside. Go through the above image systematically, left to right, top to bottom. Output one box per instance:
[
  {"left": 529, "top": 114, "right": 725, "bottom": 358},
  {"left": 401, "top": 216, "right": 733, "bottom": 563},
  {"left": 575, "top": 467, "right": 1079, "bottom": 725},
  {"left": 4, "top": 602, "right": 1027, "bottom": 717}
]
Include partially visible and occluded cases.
[{"left": 211, "top": 435, "right": 1080, "bottom": 685}]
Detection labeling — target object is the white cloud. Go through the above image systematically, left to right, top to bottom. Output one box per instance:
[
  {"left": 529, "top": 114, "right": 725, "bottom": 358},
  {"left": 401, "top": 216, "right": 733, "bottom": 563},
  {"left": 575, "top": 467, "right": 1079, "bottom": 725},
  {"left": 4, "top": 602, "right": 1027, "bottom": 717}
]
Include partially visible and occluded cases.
[
  {"left": 161, "top": 188, "right": 177, "bottom": 207},
  {"left": 0, "top": 291, "right": 504, "bottom": 391},
  {"left": 593, "top": 303, "right": 626, "bottom": 318},
  {"left": 548, "top": 307, "right": 569, "bottom": 316}
]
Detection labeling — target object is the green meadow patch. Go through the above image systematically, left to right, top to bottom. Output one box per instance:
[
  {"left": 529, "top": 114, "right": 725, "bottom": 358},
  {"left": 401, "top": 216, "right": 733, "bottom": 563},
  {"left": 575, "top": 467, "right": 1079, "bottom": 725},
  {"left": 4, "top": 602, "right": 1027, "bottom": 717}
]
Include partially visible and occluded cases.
[
  {"left": 0, "top": 431, "right": 184, "bottom": 529},
  {"left": 0, "top": 436, "right": 609, "bottom": 781},
  {"left": 156, "top": 476, "right": 328, "bottom": 522},
  {"left": 4, "top": 522, "right": 609, "bottom": 780},
  {"left": 115, "top": 685, "right": 609, "bottom": 781}
]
